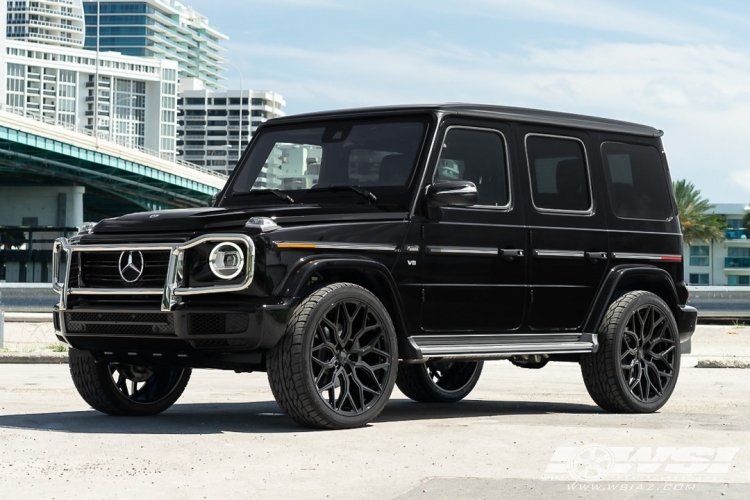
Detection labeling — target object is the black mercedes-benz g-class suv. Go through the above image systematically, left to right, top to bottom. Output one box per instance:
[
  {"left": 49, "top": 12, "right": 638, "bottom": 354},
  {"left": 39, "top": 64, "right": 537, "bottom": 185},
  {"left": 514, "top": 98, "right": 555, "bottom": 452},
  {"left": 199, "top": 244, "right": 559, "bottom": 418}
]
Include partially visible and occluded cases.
[{"left": 53, "top": 104, "right": 697, "bottom": 429}]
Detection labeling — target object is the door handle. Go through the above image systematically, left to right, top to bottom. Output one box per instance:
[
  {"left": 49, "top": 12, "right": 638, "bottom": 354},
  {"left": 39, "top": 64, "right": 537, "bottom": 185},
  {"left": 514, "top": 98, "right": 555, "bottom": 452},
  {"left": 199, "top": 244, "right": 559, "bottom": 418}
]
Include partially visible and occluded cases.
[
  {"left": 500, "top": 249, "right": 524, "bottom": 260},
  {"left": 533, "top": 250, "right": 584, "bottom": 259},
  {"left": 585, "top": 251, "right": 608, "bottom": 261}
]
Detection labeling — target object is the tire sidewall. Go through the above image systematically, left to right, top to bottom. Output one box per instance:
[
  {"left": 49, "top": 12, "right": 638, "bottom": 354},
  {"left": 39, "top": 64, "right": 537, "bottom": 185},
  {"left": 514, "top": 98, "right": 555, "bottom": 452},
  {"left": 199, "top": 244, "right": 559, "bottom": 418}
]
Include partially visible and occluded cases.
[
  {"left": 299, "top": 285, "right": 398, "bottom": 428},
  {"left": 609, "top": 293, "right": 681, "bottom": 413},
  {"left": 95, "top": 361, "right": 191, "bottom": 416},
  {"left": 417, "top": 361, "right": 483, "bottom": 401}
]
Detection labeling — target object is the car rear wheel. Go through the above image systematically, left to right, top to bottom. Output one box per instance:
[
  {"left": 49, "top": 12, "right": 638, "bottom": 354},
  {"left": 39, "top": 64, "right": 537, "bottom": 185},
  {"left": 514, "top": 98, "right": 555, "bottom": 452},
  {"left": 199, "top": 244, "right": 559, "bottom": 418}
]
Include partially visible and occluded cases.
[
  {"left": 267, "top": 283, "right": 398, "bottom": 429},
  {"left": 581, "top": 291, "right": 680, "bottom": 413},
  {"left": 69, "top": 349, "right": 191, "bottom": 416},
  {"left": 396, "top": 360, "right": 483, "bottom": 403}
]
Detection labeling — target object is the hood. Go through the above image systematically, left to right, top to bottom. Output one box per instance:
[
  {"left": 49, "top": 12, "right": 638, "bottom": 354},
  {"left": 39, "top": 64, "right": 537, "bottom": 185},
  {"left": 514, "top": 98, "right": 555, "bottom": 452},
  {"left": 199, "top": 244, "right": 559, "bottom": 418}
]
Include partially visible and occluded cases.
[{"left": 91, "top": 205, "right": 409, "bottom": 234}]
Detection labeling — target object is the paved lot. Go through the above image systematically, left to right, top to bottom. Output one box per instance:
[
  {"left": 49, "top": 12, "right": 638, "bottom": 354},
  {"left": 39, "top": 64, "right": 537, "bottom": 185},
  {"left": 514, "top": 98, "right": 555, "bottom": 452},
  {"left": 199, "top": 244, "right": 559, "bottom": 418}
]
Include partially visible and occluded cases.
[{"left": 0, "top": 358, "right": 748, "bottom": 499}]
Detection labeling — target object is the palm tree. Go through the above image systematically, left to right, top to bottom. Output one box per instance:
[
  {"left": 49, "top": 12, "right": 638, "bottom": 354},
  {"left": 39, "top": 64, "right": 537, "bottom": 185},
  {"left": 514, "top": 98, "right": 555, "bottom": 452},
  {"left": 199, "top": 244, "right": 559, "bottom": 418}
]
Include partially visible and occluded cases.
[{"left": 673, "top": 179, "right": 725, "bottom": 244}]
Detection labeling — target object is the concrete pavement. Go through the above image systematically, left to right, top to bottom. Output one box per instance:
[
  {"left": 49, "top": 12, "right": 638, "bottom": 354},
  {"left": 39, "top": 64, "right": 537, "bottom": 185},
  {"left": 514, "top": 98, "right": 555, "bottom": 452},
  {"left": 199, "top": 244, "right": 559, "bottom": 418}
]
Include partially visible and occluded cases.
[{"left": 0, "top": 360, "right": 748, "bottom": 499}]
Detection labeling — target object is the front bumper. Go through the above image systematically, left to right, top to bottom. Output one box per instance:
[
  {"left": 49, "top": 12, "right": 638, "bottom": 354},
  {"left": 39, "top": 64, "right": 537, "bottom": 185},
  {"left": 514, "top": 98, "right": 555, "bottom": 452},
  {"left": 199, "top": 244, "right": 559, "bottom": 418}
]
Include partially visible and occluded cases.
[
  {"left": 51, "top": 233, "right": 293, "bottom": 369},
  {"left": 53, "top": 298, "right": 295, "bottom": 367},
  {"left": 677, "top": 304, "right": 698, "bottom": 342}
]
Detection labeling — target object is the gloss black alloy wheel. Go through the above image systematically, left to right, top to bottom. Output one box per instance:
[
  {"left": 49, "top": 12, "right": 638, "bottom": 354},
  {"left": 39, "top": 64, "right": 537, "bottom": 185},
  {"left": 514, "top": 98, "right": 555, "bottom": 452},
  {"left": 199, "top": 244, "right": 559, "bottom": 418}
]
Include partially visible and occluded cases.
[
  {"left": 267, "top": 283, "right": 398, "bottom": 429},
  {"left": 581, "top": 291, "right": 681, "bottom": 413},
  {"left": 619, "top": 302, "right": 677, "bottom": 403},
  {"left": 69, "top": 349, "right": 191, "bottom": 416},
  {"left": 396, "top": 360, "right": 483, "bottom": 403}
]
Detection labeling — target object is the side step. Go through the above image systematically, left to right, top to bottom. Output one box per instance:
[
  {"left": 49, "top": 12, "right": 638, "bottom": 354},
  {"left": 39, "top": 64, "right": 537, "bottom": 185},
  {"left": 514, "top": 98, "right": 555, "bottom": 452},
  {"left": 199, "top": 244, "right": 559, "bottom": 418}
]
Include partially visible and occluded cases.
[{"left": 408, "top": 333, "right": 598, "bottom": 360}]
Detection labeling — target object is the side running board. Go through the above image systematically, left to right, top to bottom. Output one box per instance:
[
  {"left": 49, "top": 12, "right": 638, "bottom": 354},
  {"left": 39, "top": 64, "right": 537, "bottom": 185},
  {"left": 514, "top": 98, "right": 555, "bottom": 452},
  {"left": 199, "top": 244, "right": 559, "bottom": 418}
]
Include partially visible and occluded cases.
[{"left": 407, "top": 333, "right": 598, "bottom": 360}]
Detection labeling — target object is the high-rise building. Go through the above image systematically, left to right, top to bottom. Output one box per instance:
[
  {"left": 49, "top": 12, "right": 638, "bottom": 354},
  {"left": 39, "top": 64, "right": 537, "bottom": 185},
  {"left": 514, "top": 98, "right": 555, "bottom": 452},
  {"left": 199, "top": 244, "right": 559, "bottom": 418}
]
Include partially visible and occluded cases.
[
  {"left": 1, "top": 0, "right": 6, "bottom": 101},
  {"left": 3, "top": 0, "right": 179, "bottom": 157},
  {"left": 6, "top": 0, "right": 86, "bottom": 47},
  {"left": 81, "top": 0, "right": 227, "bottom": 89},
  {"left": 177, "top": 78, "right": 285, "bottom": 173}
]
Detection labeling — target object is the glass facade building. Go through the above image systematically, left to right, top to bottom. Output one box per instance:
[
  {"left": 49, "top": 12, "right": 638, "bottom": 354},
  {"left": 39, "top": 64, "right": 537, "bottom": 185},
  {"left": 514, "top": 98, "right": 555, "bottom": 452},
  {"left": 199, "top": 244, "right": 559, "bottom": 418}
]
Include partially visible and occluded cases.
[{"left": 82, "top": 0, "right": 227, "bottom": 89}]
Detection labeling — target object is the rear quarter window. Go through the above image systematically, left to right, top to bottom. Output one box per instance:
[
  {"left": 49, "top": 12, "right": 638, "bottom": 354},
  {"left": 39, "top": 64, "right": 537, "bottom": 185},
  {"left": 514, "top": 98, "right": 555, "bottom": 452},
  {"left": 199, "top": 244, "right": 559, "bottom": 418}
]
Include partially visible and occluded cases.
[{"left": 601, "top": 142, "right": 673, "bottom": 220}]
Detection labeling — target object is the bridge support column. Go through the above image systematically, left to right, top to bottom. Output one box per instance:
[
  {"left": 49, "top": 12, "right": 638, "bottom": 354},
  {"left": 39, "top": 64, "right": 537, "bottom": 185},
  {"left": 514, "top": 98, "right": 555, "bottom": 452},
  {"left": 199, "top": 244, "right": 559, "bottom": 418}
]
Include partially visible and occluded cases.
[
  {"left": 0, "top": 186, "right": 84, "bottom": 228},
  {"left": 0, "top": 186, "right": 84, "bottom": 282}
]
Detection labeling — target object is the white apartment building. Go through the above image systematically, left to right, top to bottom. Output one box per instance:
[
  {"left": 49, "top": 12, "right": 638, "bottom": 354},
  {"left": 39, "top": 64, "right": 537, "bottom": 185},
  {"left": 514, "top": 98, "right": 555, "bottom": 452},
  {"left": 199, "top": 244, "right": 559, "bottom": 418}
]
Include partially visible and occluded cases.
[
  {"left": 3, "top": 0, "right": 179, "bottom": 157},
  {"left": 6, "top": 0, "right": 86, "bottom": 47},
  {"left": 177, "top": 78, "right": 285, "bottom": 173},
  {"left": 683, "top": 203, "right": 750, "bottom": 286}
]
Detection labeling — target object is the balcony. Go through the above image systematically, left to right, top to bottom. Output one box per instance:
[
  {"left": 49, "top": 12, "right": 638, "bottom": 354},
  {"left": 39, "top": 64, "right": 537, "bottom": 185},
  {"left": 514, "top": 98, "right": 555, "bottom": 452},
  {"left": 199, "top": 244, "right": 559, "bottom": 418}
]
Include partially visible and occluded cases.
[
  {"left": 725, "top": 228, "right": 748, "bottom": 240},
  {"left": 725, "top": 257, "right": 750, "bottom": 269}
]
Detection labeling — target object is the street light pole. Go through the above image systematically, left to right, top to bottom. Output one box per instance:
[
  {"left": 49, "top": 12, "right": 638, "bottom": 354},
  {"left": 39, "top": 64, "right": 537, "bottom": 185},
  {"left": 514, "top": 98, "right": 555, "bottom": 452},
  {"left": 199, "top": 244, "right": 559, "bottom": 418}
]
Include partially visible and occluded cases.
[
  {"left": 95, "top": 0, "right": 100, "bottom": 147},
  {"left": 224, "top": 61, "right": 243, "bottom": 176}
]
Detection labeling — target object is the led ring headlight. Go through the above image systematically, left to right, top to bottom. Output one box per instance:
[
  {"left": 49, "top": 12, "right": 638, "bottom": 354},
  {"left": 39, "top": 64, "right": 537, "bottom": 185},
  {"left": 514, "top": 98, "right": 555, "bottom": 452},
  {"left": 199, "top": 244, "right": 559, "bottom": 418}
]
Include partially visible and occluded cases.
[{"left": 208, "top": 242, "right": 245, "bottom": 280}]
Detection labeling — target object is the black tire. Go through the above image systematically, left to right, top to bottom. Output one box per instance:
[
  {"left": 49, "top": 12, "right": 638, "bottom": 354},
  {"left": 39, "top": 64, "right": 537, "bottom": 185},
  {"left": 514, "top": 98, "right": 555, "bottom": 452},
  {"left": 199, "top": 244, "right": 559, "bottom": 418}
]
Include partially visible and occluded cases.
[
  {"left": 266, "top": 283, "right": 398, "bottom": 429},
  {"left": 581, "top": 291, "right": 681, "bottom": 413},
  {"left": 69, "top": 349, "right": 191, "bottom": 416},
  {"left": 396, "top": 360, "right": 483, "bottom": 403}
]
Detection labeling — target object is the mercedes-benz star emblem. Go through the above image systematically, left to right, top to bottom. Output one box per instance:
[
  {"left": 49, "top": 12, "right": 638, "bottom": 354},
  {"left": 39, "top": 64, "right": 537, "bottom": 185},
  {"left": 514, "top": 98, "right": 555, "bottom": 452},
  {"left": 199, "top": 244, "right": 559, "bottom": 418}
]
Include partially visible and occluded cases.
[{"left": 118, "top": 251, "right": 145, "bottom": 283}]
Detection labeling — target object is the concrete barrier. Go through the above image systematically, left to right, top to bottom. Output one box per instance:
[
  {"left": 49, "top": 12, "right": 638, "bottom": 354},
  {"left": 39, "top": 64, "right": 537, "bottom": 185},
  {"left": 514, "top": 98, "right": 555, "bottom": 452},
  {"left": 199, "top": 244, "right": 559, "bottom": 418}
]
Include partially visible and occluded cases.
[
  {"left": 0, "top": 282, "right": 58, "bottom": 313},
  {"left": 688, "top": 286, "right": 750, "bottom": 319}
]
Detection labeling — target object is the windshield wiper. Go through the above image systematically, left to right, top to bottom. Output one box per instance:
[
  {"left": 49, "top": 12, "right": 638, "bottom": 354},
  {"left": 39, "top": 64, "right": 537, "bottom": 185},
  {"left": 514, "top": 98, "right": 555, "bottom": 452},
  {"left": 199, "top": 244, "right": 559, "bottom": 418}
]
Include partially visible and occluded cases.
[
  {"left": 309, "top": 185, "right": 377, "bottom": 203},
  {"left": 232, "top": 189, "right": 295, "bottom": 204}
]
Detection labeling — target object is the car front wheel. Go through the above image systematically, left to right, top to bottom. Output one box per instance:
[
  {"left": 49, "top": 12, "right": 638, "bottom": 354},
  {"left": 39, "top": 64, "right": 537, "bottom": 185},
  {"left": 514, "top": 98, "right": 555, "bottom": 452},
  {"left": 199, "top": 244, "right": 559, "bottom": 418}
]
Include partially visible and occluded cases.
[
  {"left": 267, "top": 283, "right": 398, "bottom": 429},
  {"left": 69, "top": 349, "right": 191, "bottom": 416}
]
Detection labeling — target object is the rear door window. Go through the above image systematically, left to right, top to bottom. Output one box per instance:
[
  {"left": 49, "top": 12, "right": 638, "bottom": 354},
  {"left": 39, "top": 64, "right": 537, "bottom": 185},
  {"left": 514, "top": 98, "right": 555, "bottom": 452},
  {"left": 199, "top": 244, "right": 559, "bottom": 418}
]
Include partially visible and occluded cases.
[
  {"left": 525, "top": 135, "right": 591, "bottom": 213},
  {"left": 601, "top": 142, "right": 673, "bottom": 220}
]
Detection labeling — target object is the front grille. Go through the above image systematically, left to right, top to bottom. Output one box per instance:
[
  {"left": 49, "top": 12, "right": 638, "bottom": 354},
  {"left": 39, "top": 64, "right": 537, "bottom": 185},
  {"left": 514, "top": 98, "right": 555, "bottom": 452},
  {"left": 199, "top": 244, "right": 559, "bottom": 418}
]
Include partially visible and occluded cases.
[
  {"left": 78, "top": 251, "right": 170, "bottom": 288},
  {"left": 68, "top": 257, "right": 79, "bottom": 288},
  {"left": 65, "top": 312, "right": 175, "bottom": 335},
  {"left": 68, "top": 312, "right": 169, "bottom": 324},
  {"left": 188, "top": 313, "right": 249, "bottom": 335}
]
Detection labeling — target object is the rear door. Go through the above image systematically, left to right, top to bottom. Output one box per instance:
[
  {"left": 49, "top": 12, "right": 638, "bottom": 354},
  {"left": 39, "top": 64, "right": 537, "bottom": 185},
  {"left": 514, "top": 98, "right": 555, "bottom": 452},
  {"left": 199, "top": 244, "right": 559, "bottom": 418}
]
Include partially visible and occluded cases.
[
  {"left": 420, "top": 120, "right": 527, "bottom": 333},
  {"left": 517, "top": 127, "right": 610, "bottom": 331}
]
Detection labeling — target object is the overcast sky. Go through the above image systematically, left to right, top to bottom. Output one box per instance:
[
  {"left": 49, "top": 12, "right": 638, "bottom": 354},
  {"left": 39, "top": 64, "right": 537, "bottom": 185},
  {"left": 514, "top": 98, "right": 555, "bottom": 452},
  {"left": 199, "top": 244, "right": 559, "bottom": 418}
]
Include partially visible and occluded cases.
[{"left": 185, "top": 0, "right": 750, "bottom": 203}]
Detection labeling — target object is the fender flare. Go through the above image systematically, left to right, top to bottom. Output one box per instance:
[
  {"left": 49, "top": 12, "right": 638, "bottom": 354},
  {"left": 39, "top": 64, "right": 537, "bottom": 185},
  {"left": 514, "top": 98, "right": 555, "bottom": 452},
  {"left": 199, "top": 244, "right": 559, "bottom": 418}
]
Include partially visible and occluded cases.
[
  {"left": 275, "top": 255, "right": 418, "bottom": 358},
  {"left": 582, "top": 264, "right": 680, "bottom": 333}
]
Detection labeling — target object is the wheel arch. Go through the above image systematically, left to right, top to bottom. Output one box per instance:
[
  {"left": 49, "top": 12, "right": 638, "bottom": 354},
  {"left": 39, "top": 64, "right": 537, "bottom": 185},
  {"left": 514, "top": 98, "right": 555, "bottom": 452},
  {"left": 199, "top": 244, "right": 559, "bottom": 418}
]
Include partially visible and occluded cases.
[
  {"left": 275, "top": 256, "right": 418, "bottom": 358},
  {"left": 583, "top": 265, "right": 680, "bottom": 333}
]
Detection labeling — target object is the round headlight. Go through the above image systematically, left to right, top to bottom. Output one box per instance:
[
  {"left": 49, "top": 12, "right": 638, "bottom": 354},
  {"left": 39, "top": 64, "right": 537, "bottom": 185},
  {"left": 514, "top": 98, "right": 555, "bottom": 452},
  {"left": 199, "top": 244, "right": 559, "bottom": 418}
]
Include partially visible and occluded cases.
[
  {"left": 208, "top": 242, "right": 245, "bottom": 280},
  {"left": 176, "top": 251, "right": 185, "bottom": 281}
]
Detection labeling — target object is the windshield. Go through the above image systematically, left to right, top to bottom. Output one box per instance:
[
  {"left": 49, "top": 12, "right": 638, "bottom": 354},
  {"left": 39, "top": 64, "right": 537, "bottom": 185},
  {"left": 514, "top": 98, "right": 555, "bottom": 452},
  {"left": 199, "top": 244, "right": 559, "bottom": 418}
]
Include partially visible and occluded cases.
[{"left": 229, "top": 118, "right": 428, "bottom": 198}]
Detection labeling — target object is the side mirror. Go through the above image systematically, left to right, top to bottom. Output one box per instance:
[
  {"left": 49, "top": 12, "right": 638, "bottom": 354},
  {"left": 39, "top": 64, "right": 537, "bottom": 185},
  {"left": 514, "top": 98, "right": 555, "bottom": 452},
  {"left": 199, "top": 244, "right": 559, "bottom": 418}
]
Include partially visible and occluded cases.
[{"left": 425, "top": 180, "right": 478, "bottom": 208}]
